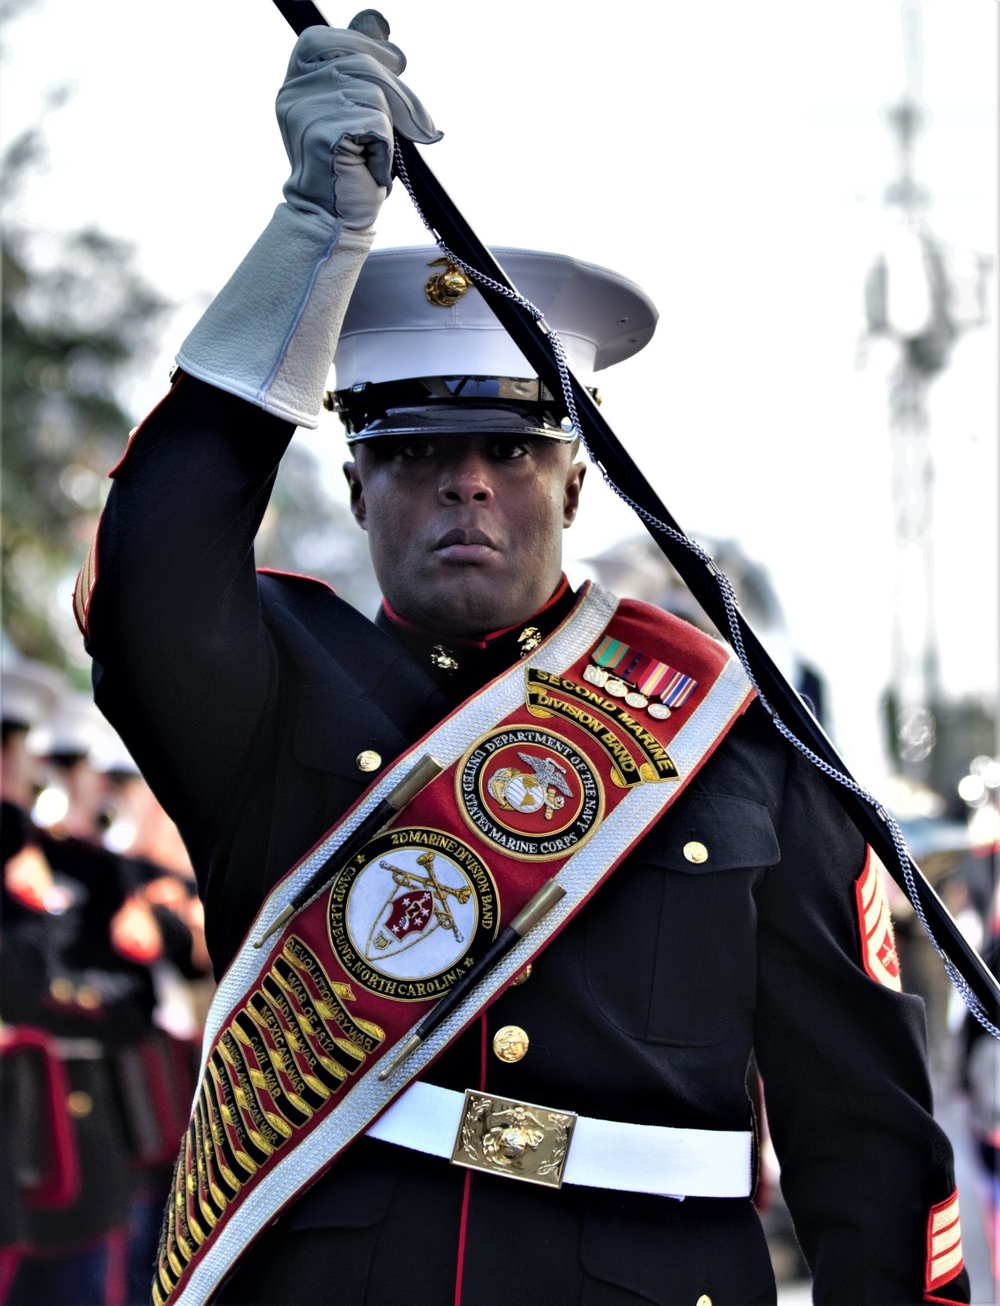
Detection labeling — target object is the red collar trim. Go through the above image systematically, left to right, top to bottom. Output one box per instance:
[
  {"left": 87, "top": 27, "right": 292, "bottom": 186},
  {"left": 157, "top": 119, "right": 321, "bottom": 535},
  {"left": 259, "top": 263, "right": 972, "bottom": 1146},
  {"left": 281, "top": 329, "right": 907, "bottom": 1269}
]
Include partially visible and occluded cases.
[{"left": 380, "top": 575, "right": 571, "bottom": 650}]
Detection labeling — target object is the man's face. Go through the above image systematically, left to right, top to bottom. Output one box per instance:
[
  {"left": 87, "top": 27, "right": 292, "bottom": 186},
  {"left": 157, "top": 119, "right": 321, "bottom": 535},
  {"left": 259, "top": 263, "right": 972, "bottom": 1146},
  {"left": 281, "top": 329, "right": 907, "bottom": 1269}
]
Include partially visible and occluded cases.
[{"left": 344, "top": 433, "right": 586, "bottom": 638}]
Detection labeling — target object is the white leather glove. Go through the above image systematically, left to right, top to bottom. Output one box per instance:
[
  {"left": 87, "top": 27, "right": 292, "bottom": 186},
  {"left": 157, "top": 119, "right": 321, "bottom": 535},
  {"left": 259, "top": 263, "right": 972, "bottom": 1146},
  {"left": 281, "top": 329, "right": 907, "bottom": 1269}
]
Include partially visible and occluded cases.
[{"left": 177, "top": 25, "right": 440, "bottom": 428}]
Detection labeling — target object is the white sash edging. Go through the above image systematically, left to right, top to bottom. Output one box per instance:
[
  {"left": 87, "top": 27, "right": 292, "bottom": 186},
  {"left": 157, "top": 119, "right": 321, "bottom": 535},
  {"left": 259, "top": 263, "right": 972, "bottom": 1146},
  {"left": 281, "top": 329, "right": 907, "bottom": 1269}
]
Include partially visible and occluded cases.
[
  {"left": 197, "top": 584, "right": 617, "bottom": 1078},
  {"left": 177, "top": 646, "right": 751, "bottom": 1306}
]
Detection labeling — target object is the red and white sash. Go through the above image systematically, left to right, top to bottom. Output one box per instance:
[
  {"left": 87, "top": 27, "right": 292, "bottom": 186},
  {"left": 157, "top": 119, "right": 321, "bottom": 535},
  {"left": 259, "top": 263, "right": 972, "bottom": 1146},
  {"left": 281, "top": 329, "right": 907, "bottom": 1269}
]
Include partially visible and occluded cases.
[{"left": 157, "top": 583, "right": 754, "bottom": 1305}]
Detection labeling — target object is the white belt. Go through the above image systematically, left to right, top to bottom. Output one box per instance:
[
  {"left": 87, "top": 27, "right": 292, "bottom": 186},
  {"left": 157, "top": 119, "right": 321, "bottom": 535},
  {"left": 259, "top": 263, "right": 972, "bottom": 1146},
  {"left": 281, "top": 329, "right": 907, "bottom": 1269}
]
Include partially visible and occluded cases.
[{"left": 365, "top": 1081, "right": 753, "bottom": 1200}]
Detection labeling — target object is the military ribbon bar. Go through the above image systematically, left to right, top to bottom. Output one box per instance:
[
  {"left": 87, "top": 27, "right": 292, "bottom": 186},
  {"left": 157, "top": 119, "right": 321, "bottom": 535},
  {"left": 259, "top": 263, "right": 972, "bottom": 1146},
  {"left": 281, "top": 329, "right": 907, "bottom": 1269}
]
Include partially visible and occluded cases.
[{"left": 590, "top": 636, "right": 698, "bottom": 713}]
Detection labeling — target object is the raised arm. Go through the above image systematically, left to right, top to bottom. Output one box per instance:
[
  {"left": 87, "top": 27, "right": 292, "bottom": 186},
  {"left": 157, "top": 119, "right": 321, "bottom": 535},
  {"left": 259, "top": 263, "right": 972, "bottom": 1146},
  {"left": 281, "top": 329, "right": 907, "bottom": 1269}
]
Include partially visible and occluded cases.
[{"left": 78, "top": 24, "right": 439, "bottom": 842}]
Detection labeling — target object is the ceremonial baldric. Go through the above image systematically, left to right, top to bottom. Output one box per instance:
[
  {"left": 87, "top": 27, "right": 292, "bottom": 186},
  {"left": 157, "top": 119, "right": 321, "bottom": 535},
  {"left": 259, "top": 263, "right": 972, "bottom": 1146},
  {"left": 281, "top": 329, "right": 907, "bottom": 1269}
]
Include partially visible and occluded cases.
[
  {"left": 269, "top": 1, "right": 1000, "bottom": 1030},
  {"left": 155, "top": 585, "right": 755, "bottom": 1305}
]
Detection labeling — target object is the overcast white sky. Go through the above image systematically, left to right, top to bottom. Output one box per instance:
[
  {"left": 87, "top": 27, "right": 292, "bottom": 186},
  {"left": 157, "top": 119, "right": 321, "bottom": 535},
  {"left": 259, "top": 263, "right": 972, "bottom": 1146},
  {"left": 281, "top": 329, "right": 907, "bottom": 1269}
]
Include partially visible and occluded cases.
[{"left": 2, "top": 0, "right": 997, "bottom": 790}]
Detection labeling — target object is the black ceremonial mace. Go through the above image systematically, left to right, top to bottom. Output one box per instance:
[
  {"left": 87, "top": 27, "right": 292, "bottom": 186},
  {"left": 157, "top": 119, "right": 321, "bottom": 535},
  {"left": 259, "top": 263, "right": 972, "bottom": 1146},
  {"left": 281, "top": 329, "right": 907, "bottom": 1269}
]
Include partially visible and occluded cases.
[{"left": 270, "top": 1, "right": 1000, "bottom": 1025}]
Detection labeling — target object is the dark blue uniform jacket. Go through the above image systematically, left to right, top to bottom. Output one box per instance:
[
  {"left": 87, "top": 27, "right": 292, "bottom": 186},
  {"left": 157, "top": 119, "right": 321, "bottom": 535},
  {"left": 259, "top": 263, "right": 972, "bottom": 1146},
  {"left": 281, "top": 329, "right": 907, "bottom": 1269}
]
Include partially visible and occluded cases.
[{"left": 81, "top": 375, "right": 969, "bottom": 1305}]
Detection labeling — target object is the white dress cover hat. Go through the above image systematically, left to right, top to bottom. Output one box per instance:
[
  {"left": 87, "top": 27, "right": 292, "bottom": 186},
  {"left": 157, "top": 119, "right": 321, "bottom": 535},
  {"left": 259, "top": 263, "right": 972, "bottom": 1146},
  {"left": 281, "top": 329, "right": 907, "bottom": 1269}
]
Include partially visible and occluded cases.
[{"left": 331, "top": 246, "right": 658, "bottom": 441}]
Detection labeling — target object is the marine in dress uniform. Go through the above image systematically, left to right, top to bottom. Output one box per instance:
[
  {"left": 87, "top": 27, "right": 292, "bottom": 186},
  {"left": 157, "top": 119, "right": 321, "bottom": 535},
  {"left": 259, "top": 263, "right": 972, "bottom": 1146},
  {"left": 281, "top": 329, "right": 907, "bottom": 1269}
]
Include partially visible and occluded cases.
[
  {"left": 76, "top": 22, "right": 969, "bottom": 1306},
  {"left": 1, "top": 658, "right": 65, "bottom": 1297},
  {"left": 2, "top": 669, "right": 134, "bottom": 1305},
  {"left": 3, "top": 677, "right": 204, "bottom": 1306},
  {"left": 95, "top": 745, "right": 211, "bottom": 1306}
]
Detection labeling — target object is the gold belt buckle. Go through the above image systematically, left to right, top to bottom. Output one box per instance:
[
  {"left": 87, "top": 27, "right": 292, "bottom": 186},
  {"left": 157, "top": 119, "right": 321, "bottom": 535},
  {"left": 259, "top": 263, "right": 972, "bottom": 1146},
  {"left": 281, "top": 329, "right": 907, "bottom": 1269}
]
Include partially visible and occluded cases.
[{"left": 450, "top": 1089, "right": 577, "bottom": 1189}]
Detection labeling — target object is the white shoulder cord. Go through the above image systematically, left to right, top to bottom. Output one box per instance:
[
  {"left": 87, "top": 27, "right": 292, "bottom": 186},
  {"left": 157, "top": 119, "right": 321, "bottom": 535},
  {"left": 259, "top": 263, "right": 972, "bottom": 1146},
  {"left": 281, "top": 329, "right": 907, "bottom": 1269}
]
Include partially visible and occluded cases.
[{"left": 392, "top": 150, "right": 998, "bottom": 1042}]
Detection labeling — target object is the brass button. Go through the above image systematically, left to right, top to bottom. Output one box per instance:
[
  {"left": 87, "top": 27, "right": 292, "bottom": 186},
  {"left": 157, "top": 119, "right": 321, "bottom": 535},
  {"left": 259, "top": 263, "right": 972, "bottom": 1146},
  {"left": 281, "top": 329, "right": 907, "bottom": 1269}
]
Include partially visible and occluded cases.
[
  {"left": 356, "top": 750, "right": 382, "bottom": 773},
  {"left": 683, "top": 841, "right": 709, "bottom": 865},
  {"left": 511, "top": 964, "right": 532, "bottom": 987},
  {"left": 49, "top": 977, "right": 74, "bottom": 1003},
  {"left": 493, "top": 1025, "right": 529, "bottom": 1063},
  {"left": 67, "top": 1090, "right": 93, "bottom": 1118},
  {"left": 696, "top": 1296, "right": 713, "bottom": 1306}
]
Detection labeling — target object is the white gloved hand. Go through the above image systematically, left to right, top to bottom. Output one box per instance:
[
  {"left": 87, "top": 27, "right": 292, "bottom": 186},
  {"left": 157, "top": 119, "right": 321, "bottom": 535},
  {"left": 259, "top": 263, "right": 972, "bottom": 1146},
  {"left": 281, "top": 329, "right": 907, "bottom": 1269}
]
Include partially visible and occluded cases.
[
  {"left": 177, "top": 25, "right": 440, "bottom": 428},
  {"left": 279, "top": 25, "right": 439, "bottom": 229}
]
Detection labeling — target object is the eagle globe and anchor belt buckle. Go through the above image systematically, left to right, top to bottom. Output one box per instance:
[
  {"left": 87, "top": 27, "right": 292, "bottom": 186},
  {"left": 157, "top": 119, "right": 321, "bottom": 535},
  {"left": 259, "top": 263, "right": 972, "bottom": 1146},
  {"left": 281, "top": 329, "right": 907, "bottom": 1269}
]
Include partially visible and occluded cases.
[{"left": 450, "top": 1088, "right": 578, "bottom": 1188}]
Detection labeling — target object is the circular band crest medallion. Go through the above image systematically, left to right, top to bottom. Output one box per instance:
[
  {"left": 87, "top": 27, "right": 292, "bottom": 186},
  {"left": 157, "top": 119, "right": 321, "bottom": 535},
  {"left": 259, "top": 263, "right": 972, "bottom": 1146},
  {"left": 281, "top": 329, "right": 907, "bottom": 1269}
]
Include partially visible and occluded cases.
[
  {"left": 457, "top": 727, "right": 604, "bottom": 861},
  {"left": 328, "top": 828, "right": 498, "bottom": 1002}
]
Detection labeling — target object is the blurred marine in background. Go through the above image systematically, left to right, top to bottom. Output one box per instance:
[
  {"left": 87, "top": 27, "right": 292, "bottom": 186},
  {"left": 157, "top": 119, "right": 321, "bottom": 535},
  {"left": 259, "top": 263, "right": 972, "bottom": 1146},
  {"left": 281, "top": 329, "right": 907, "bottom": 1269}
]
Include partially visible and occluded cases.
[
  {"left": 73, "top": 19, "right": 969, "bottom": 1306},
  {"left": 1, "top": 658, "right": 210, "bottom": 1306}
]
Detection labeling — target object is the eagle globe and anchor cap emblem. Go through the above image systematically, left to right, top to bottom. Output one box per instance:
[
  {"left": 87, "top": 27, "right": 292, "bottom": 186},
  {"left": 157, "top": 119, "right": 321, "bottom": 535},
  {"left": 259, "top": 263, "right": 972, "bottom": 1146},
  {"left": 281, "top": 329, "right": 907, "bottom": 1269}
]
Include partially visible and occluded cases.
[{"left": 425, "top": 257, "right": 471, "bottom": 308}]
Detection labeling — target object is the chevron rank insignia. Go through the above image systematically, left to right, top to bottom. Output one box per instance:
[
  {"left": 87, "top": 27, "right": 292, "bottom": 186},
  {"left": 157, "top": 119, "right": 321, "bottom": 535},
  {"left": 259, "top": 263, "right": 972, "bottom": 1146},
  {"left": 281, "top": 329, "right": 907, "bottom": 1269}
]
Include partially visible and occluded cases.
[
  {"left": 854, "top": 847, "right": 902, "bottom": 992},
  {"left": 925, "top": 1189, "right": 964, "bottom": 1296}
]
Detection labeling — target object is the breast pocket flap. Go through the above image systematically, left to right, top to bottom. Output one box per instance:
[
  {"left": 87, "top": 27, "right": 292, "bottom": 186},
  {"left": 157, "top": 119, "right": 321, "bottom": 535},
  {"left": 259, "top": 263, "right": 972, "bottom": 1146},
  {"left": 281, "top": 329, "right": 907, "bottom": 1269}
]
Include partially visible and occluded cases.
[
  {"left": 293, "top": 685, "right": 409, "bottom": 780},
  {"left": 640, "top": 792, "right": 780, "bottom": 873}
]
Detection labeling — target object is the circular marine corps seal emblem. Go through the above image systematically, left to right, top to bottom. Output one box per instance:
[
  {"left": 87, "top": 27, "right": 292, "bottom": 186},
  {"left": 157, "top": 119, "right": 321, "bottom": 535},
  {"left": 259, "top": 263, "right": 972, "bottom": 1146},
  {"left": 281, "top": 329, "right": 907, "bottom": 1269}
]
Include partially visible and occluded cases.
[
  {"left": 457, "top": 727, "right": 603, "bottom": 861},
  {"left": 328, "top": 828, "right": 498, "bottom": 1002}
]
